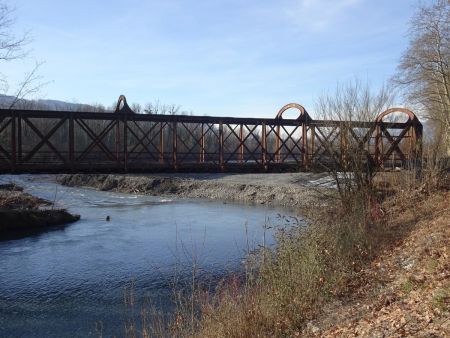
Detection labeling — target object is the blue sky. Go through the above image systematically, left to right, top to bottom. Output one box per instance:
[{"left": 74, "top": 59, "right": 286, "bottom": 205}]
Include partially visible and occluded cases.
[{"left": 6, "top": 0, "right": 422, "bottom": 117}]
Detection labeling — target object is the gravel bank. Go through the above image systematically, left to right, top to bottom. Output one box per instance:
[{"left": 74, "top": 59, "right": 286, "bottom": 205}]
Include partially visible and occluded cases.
[
  {"left": 58, "top": 173, "right": 335, "bottom": 209},
  {"left": 0, "top": 183, "right": 80, "bottom": 237}
]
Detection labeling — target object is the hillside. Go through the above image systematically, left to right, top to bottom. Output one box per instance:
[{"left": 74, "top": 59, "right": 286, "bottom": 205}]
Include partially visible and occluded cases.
[
  {"left": 0, "top": 94, "right": 101, "bottom": 111},
  {"left": 305, "top": 190, "right": 449, "bottom": 337}
]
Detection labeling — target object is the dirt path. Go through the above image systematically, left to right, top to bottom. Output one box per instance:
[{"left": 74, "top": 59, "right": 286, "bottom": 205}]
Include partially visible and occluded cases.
[{"left": 58, "top": 172, "right": 335, "bottom": 209}]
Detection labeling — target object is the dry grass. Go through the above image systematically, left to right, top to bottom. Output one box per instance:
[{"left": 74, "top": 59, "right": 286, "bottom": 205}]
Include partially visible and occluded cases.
[
  {"left": 121, "top": 167, "right": 448, "bottom": 338},
  {"left": 191, "top": 177, "right": 447, "bottom": 338},
  {"left": 316, "top": 189, "right": 449, "bottom": 337},
  {"left": 122, "top": 193, "right": 390, "bottom": 336},
  {"left": 191, "top": 196, "right": 384, "bottom": 337}
]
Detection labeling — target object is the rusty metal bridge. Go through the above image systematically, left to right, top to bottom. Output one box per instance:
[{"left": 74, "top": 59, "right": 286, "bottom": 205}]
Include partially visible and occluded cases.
[{"left": 0, "top": 96, "right": 422, "bottom": 173}]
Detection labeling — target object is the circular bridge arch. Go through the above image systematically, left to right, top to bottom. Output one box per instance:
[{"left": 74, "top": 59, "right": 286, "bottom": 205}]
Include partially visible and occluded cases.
[
  {"left": 114, "top": 95, "right": 134, "bottom": 114},
  {"left": 274, "top": 103, "right": 311, "bottom": 165},
  {"left": 275, "top": 103, "right": 310, "bottom": 120},
  {"left": 373, "top": 107, "right": 422, "bottom": 168},
  {"left": 375, "top": 107, "right": 419, "bottom": 123}
]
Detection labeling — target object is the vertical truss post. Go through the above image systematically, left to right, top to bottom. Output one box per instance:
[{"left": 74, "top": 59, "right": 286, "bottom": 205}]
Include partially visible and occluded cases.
[
  {"left": 69, "top": 112, "right": 74, "bottom": 171},
  {"left": 11, "top": 113, "right": 16, "bottom": 171},
  {"left": 17, "top": 113, "right": 22, "bottom": 165},
  {"left": 123, "top": 116, "right": 128, "bottom": 172},
  {"left": 115, "top": 117, "right": 120, "bottom": 164},
  {"left": 414, "top": 121, "right": 423, "bottom": 169},
  {"left": 159, "top": 122, "right": 164, "bottom": 164},
  {"left": 172, "top": 122, "right": 177, "bottom": 170},
  {"left": 219, "top": 122, "right": 224, "bottom": 170},
  {"left": 261, "top": 122, "right": 267, "bottom": 169},
  {"left": 200, "top": 123, "right": 205, "bottom": 163},
  {"left": 302, "top": 123, "right": 308, "bottom": 169},
  {"left": 375, "top": 123, "right": 382, "bottom": 167},
  {"left": 239, "top": 124, "right": 244, "bottom": 163},
  {"left": 340, "top": 124, "right": 348, "bottom": 169},
  {"left": 275, "top": 125, "right": 281, "bottom": 163},
  {"left": 310, "top": 125, "right": 315, "bottom": 166},
  {"left": 380, "top": 125, "right": 384, "bottom": 167},
  {"left": 407, "top": 127, "right": 413, "bottom": 165}
]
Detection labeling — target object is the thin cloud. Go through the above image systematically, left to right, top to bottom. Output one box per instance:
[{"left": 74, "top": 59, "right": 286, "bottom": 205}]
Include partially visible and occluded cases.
[{"left": 286, "top": 0, "right": 362, "bottom": 32}]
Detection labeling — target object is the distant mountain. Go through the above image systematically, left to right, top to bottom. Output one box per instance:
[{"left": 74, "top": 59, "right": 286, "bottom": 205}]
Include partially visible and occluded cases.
[{"left": 0, "top": 94, "right": 103, "bottom": 111}]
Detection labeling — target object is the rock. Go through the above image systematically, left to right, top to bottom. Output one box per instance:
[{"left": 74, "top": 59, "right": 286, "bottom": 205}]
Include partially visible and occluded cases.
[
  {"left": 402, "top": 257, "right": 415, "bottom": 270},
  {"left": 306, "top": 322, "right": 320, "bottom": 334}
]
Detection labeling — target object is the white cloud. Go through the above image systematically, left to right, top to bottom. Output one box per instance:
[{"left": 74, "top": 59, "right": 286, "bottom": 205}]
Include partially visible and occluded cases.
[{"left": 286, "top": 0, "right": 362, "bottom": 32}]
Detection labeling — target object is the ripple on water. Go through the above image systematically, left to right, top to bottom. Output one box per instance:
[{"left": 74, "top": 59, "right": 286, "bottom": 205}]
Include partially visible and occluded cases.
[{"left": 0, "top": 174, "right": 295, "bottom": 338}]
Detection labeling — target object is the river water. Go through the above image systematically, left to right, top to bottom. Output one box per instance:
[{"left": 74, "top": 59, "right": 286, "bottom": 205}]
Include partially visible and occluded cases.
[{"left": 0, "top": 175, "right": 294, "bottom": 337}]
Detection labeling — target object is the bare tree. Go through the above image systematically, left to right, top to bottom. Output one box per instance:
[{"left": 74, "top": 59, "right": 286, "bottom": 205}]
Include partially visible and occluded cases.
[
  {"left": 393, "top": 0, "right": 450, "bottom": 157},
  {"left": 0, "top": 1, "right": 46, "bottom": 108},
  {"left": 0, "top": 3, "right": 28, "bottom": 62},
  {"left": 7, "top": 61, "right": 45, "bottom": 108},
  {"left": 315, "top": 79, "right": 394, "bottom": 206},
  {"left": 316, "top": 80, "right": 393, "bottom": 122},
  {"left": 144, "top": 100, "right": 181, "bottom": 115},
  {"left": 130, "top": 103, "right": 142, "bottom": 114}
]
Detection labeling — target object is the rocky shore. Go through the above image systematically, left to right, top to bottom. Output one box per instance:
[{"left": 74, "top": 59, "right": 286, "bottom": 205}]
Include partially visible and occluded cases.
[
  {"left": 58, "top": 172, "right": 334, "bottom": 209},
  {"left": 0, "top": 183, "right": 80, "bottom": 237}
]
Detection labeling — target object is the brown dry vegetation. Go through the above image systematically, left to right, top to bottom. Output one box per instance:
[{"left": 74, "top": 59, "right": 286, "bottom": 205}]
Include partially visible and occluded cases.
[
  {"left": 121, "top": 170, "right": 448, "bottom": 338},
  {"left": 0, "top": 184, "right": 80, "bottom": 236},
  {"left": 0, "top": 184, "right": 50, "bottom": 210},
  {"left": 191, "top": 189, "right": 448, "bottom": 337},
  {"left": 313, "top": 189, "right": 449, "bottom": 337}
]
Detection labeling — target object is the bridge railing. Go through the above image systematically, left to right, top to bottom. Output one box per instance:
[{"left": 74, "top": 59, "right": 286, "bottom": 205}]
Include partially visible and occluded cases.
[{"left": 0, "top": 104, "right": 422, "bottom": 173}]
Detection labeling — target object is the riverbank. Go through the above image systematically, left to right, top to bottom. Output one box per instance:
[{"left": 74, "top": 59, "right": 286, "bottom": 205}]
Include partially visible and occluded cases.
[
  {"left": 58, "top": 172, "right": 334, "bottom": 209},
  {"left": 55, "top": 173, "right": 449, "bottom": 337},
  {"left": 125, "top": 182, "right": 448, "bottom": 337},
  {"left": 0, "top": 183, "right": 80, "bottom": 237},
  {"left": 193, "top": 189, "right": 448, "bottom": 338},
  {"left": 310, "top": 190, "right": 449, "bottom": 337}
]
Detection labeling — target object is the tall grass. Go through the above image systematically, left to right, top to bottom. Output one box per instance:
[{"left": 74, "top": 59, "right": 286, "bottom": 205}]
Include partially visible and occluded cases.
[
  {"left": 117, "top": 188, "right": 394, "bottom": 338},
  {"left": 191, "top": 194, "right": 382, "bottom": 337}
]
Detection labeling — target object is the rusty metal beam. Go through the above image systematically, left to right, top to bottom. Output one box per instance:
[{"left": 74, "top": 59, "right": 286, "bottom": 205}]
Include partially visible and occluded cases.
[{"left": 0, "top": 99, "right": 424, "bottom": 173}]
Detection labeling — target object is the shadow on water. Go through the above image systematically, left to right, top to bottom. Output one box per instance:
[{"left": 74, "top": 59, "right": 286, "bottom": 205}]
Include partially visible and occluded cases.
[{"left": 0, "top": 223, "right": 71, "bottom": 242}]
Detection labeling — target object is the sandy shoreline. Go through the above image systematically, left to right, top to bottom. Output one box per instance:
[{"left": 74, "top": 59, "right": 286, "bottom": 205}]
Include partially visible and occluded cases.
[{"left": 58, "top": 172, "right": 335, "bottom": 209}]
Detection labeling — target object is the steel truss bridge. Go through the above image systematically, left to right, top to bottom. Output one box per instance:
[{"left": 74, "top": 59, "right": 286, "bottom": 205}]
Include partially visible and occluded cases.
[{"left": 0, "top": 96, "right": 422, "bottom": 173}]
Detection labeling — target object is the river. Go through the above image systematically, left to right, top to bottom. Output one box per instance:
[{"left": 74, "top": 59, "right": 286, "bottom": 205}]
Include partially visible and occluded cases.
[{"left": 0, "top": 175, "right": 295, "bottom": 337}]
